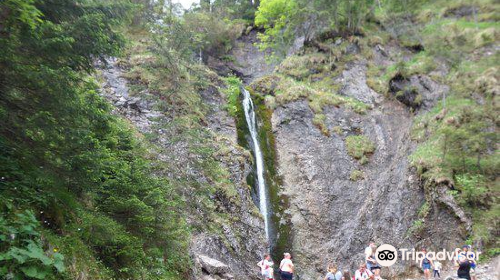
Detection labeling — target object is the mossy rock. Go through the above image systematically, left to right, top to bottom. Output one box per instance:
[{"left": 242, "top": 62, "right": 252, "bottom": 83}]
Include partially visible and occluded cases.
[
  {"left": 277, "top": 53, "right": 329, "bottom": 80},
  {"left": 250, "top": 74, "right": 283, "bottom": 96},
  {"left": 389, "top": 74, "right": 423, "bottom": 109},
  {"left": 312, "top": 114, "right": 330, "bottom": 136},
  {"left": 332, "top": 126, "right": 343, "bottom": 135}
]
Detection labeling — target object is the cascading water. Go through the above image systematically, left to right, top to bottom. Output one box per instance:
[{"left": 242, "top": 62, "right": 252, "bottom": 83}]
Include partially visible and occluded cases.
[{"left": 242, "top": 88, "right": 270, "bottom": 240}]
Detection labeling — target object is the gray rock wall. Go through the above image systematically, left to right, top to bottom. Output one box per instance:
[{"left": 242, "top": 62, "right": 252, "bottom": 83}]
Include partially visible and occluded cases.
[{"left": 270, "top": 66, "right": 464, "bottom": 279}]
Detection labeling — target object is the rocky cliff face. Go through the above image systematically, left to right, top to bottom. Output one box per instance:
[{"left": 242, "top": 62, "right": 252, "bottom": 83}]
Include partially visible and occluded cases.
[
  {"left": 98, "top": 29, "right": 483, "bottom": 280},
  {"left": 223, "top": 33, "right": 472, "bottom": 279},
  {"left": 98, "top": 58, "right": 266, "bottom": 280},
  {"left": 271, "top": 93, "right": 460, "bottom": 279}
]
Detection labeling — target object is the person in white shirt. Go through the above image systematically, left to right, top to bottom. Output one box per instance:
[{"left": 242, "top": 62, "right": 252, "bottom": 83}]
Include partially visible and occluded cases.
[
  {"left": 365, "top": 241, "right": 380, "bottom": 277},
  {"left": 279, "top": 253, "right": 294, "bottom": 280},
  {"left": 257, "top": 254, "right": 274, "bottom": 280},
  {"left": 433, "top": 260, "right": 442, "bottom": 278},
  {"left": 355, "top": 263, "right": 373, "bottom": 280}
]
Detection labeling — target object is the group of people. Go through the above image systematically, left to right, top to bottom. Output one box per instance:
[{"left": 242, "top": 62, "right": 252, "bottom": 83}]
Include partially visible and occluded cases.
[
  {"left": 257, "top": 243, "right": 478, "bottom": 280},
  {"left": 419, "top": 245, "right": 477, "bottom": 280},
  {"left": 257, "top": 253, "right": 294, "bottom": 280}
]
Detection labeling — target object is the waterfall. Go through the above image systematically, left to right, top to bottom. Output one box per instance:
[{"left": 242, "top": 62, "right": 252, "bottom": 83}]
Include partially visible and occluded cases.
[{"left": 242, "top": 88, "right": 270, "bottom": 240}]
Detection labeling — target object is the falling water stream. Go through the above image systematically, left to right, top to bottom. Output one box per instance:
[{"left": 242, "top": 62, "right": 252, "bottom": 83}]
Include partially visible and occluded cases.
[{"left": 242, "top": 88, "right": 270, "bottom": 241}]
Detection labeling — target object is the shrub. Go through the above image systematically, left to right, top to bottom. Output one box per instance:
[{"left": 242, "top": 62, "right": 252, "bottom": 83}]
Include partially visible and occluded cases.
[
  {"left": 184, "top": 12, "right": 245, "bottom": 56},
  {"left": 474, "top": 28, "right": 498, "bottom": 48},
  {"left": 277, "top": 53, "right": 329, "bottom": 80},
  {"left": 222, "top": 76, "right": 242, "bottom": 117},
  {"left": 345, "top": 135, "right": 376, "bottom": 161},
  {"left": 350, "top": 170, "right": 364, "bottom": 181},
  {"left": 456, "top": 174, "right": 488, "bottom": 207},
  {"left": 0, "top": 210, "right": 65, "bottom": 279}
]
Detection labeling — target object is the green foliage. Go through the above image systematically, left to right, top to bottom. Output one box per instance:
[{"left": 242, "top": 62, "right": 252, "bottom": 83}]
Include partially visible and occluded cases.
[
  {"left": 0, "top": 0, "right": 190, "bottom": 278},
  {"left": 203, "top": 0, "right": 259, "bottom": 22},
  {"left": 254, "top": 0, "right": 298, "bottom": 56},
  {"left": 255, "top": 0, "right": 375, "bottom": 56},
  {"left": 399, "top": 0, "right": 500, "bottom": 252},
  {"left": 148, "top": 1, "right": 247, "bottom": 78},
  {"left": 184, "top": 12, "right": 246, "bottom": 56},
  {"left": 277, "top": 53, "right": 331, "bottom": 80},
  {"left": 222, "top": 76, "right": 243, "bottom": 117},
  {"left": 345, "top": 135, "right": 375, "bottom": 163},
  {"left": 349, "top": 170, "right": 364, "bottom": 181},
  {"left": 456, "top": 174, "right": 489, "bottom": 207},
  {"left": 418, "top": 202, "right": 430, "bottom": 219},
  {"left": 0, "top": 210, "right": 65, "bottom": 279},
  {"left": 407, "top": 219, "right": 425, "bottom": 237}
]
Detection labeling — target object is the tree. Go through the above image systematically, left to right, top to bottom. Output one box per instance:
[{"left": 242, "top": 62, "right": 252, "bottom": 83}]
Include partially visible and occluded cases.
[
  {"left": 0, "top": 0, "right": 190, "bottom": 278},
  {"left": 254, "top": 0, "right": 375, "bottom": 57}
]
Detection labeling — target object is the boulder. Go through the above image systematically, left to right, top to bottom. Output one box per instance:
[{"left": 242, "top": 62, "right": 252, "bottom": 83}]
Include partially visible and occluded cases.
[{"left": 197, "top": 255, "right": 230, "bottom": 275}]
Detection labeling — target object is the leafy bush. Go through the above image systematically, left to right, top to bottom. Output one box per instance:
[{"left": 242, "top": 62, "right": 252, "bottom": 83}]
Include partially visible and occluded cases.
[
  {"left": 0, "top": 0, "right": 190, "bottom": 278},
  {"left": 254, "top": 0, "right": 298, "bottom": 56},
  {"left": 184, "top": 12, "right": 246, "bottom": 56},
  {"left": 222, "top": 76, "right": 243, "bottom": 117},
  {"left": 456, "top": 174, "right": 488, "bottom": 207},
  {"left": 0, "top": 210, "right": 65, "bottom": 279}
]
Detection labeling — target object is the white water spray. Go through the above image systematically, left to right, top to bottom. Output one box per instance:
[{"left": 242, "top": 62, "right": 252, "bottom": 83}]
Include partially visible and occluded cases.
[{"left": 242, "top": 88, "right": 270, "bottom": 240}]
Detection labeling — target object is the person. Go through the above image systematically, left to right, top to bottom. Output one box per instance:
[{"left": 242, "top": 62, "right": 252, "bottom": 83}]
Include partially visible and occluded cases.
[
  {"left": 365, "top": 241, "right": 381, "bottom": 277},
  {"left": 465, "top": 245, "right": 477, "bottom": 280},
  {"left": 420, "top": 248, "right": 433, "bottom": 280},
  {"left": 280, "top": 253, "right": 294, "bottom": 280},
  {"left": 456, "top": 253, "right": 471, "bottom": 280},
  {"left": 257, "top": 254, "right": 274, "bottom": 280},
  {"left": 433, "top": 260, "right": 442, "bottom": 278},
  {"left": 355, "top": 263, "right": 373, "bottom": 280},
  {"left": 324, "top": 264, "right": 336, "bottom": 280},
  {"left": 335, "top": 266, "right": 343, "bottom": 280},
  {"left": 342, "top": 269, "right": 352, "bottom": 280}
]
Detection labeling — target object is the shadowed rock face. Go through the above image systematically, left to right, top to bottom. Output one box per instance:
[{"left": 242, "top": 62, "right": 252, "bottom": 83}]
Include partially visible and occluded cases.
[{"left": 389, "top": 73, "right": 448, "bottom": 110}]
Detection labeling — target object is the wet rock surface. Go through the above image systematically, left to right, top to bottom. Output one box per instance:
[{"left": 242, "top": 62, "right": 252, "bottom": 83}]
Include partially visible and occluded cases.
[
  {"left": 220, "top": 32, "right": 468, "bottom": 279},
  {"left": 406, "top": 256, "right": 500, "bottom": 280}
]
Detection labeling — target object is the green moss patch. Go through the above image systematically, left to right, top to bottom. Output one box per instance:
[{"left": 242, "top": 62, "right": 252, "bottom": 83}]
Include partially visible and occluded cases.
[
  {"left": 345, "top": 135, "right": 376, "bottom": 164},
  {"left": 349, "top": 170, "right": 365, "bottom": 181}
]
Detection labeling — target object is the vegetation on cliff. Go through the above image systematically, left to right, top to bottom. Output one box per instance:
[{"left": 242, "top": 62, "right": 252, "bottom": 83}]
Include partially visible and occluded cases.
[
  {"left": 0, "top": 0, "right": 259, "bottom": 279},
  {"left": 254, "top": 0, "right": 499, "bottom": 257}
]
